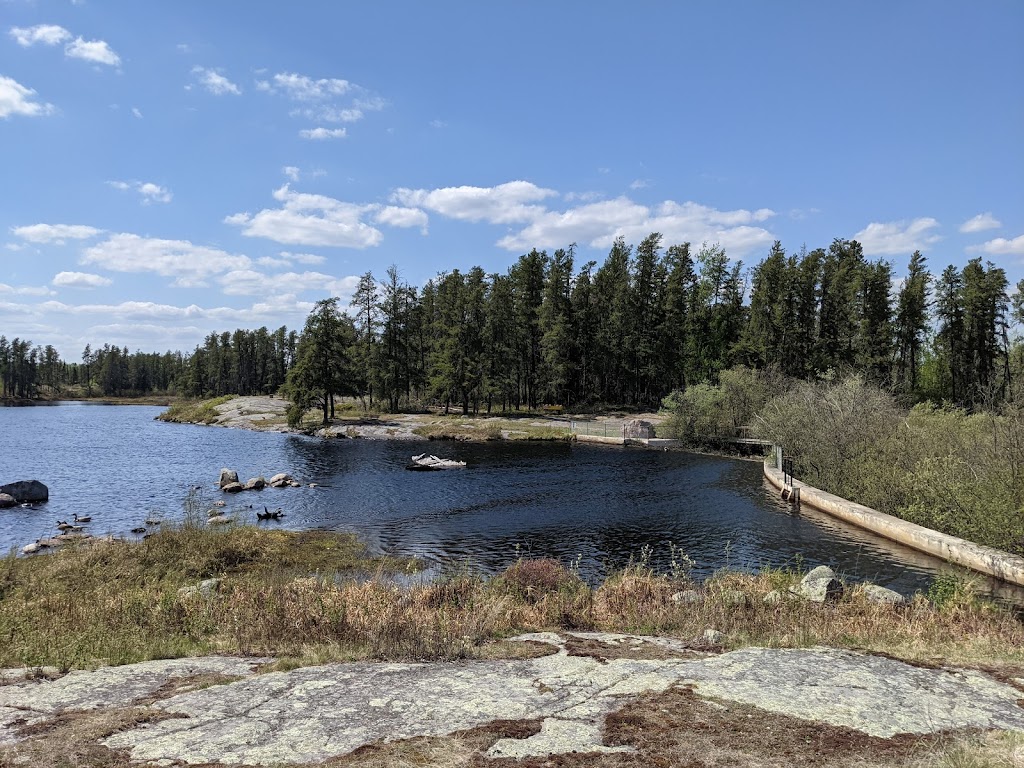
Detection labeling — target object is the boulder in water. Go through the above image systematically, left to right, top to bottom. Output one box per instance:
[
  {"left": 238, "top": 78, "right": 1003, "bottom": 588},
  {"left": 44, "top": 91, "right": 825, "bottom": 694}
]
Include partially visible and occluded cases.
[
  {"left": 218, "top": 469, "right": 239, "bottom": 489},
  {"left": 0, "top": 480, "right": 48, "bottom": 503},
  {"left": 0, "top": 493, "right": 16, "bottom": 509}
]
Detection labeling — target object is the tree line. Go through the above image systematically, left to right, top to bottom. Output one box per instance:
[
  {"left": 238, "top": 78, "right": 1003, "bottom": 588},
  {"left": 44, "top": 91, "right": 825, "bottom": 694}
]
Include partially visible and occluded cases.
[{"left": 3, "top": 233, "right": 1020, "bottom": 412}]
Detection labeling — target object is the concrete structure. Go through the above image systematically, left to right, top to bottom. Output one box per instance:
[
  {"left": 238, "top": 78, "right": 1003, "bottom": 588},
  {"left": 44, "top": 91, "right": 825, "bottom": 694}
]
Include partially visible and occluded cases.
[{"left": 763, "top": 457, "right": 1024, "bottom": 588}]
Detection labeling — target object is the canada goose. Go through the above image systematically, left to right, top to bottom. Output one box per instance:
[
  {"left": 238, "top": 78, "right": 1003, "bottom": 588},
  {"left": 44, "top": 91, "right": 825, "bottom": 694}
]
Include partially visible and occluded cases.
[
  {"left": 73, "top": 513, "right": 92, "bottom": 523},
  {"left": 145, "top": 515, "right": 161, "bottom": 526},
  {"left": 56, "top": 520, "right": 73, "bottom": 532},
  {"left": 130, "top": 526, "right": 146, "bottom": 534}
]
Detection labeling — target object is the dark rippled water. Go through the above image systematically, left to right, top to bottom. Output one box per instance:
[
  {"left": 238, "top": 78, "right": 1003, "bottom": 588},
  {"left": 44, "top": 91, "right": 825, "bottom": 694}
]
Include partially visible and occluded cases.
[{"left": 2, "top": 402, "right": 1019, "bottom": 600}]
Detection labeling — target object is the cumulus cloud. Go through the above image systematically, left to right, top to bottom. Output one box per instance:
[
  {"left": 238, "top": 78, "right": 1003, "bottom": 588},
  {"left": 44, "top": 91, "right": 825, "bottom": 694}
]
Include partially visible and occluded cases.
[
  {"left": 9, "top": 24, "right": 71, "bottom": 46},
  {"left": 65, "top": 36, "right": 121, "bottom": 66},
  {"left": 191, "top": 66, "right": 241, "bottom": 95},
  {"left": 256, "top": 72, "right": 351, "bottom": 100},
  {"left": 0, "top": 75, "right": 55, "bottom": 119},
  {"left": 299, "top": 127, "right": 346, "bottom": 140},
  {"left": 282, "top": 166, "right": 300, "bottom": 181},
  {"left": 108, "top": 180, "right": 172, "bottom": 204},
  {"left": 391, "top": 181, "right": 558, "bottom": 225},
  {"left": 392, "top": 181, "right": 775, "bottom": 257},
  {"left": 225, "top": 185, "right": 384, "bottom": 249},
  {"left": 374, "top": 206, "right": 428, "bottom": 233},
  {"left": 960, "top": 212, "right": 1001, "bottom": 233},
  {"left": 853, "top": 218, "right": 942, "bottom": 256},
  {"left": 11, "top": 223, "right": 101, "bottom": 243},
  {"left": 81, "top": 233, "right": 251, "bottom": 287},
  {"left": 969, "top": 234, "right": 1024, "bottom": 257},
  {"left": 281, "top": 251, "right": 327, "bottom": 265},
  {"left": 218, "top": 269, "right": 353, "bottom": 297},
  {"left": 52, "top": 271, "right": 112, "bottom": 288},
  {"left": 0, "top": 283, "right": 54, "bottom": 297}
]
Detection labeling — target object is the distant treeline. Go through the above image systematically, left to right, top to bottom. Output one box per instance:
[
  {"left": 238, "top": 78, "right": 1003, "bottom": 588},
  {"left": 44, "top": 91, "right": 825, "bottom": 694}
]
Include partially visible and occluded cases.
[{"left": 2, "top": 233, "right": 1021, "bottom": 410}]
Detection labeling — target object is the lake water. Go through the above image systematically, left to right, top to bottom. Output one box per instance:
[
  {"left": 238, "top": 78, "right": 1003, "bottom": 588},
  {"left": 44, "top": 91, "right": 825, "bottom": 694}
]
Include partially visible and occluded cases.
[{"left": 1, "top": 402, "right": 1017, "bottom": 600}]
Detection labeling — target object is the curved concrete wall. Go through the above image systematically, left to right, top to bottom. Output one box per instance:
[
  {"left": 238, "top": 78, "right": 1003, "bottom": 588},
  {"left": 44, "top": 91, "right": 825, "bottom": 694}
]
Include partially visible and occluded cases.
[{"left": 763, "top": 461, "right": 1024, "bottom": 587}]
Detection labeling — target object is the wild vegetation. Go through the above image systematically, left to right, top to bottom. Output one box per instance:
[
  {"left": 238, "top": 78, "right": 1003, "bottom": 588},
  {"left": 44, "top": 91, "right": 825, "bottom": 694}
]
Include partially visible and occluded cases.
[
  {"left": 659, "top": 367, "right": 1024, "bottom": 554},
  {"left": 1, "top": 516, "right": 1021, "bottom": 673}
]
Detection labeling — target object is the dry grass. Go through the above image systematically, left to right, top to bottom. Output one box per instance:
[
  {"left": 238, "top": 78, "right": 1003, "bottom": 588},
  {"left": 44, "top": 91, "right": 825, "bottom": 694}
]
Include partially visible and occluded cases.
[
  {"left": 156, "top": 394, "right": 237, "bottom": 424},
  {"left": 413, "top": 417, "right": 572, "bottom": 442},
  {"left": 4, "top": 527, "right": 1024, "bottom": 676}
]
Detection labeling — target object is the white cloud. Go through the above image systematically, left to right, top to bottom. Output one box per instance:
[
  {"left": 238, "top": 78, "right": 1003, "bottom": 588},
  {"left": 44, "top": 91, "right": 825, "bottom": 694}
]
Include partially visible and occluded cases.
[
  {"left": 9, "top": 24, "right": 71, "bottom": 46},
  {"left": 65, "top": 36, "right": 120, "bottom": 66},
  {"left": 191, "top": 66, "right": 241, "bottom": 95},
  {"left": 256, "top": 72, "right": 351, "bottom": 101},
  {"left": 0, "top": 75, "right": 55, "bottom": 119},
  {"left": 131, "top": 106, "right": 142, "bottom": 119},
  {"left": 429, "top": 119, "right": 447, "bottom": 129},
  {"left": 299, "top": 127, "right": 347, "bottom": 140},
  {"left": 282, "top": 165, "right": 300, "bottom": 181},
  {"left": 629, "top": 179, "right": 649, "bottom": 190},
  {"left": 108, "top": 180, "right": 172, "bottom": 204},
  {"left": 391, "top": 181, "right": 557, "bottom": 224},
  {"left": 226, "top": 185, "right": 383, "bottom": 249},
  {"left": 496, "top": 198, "right": 776, "bottom": 256},
  {"left": 374, "top": 206, "right": 428, "bottom": 233},
  {"left": 959, "top": 212, "right": 1001, "bottom": 233},
  {"left": 854, "top": 218, "right": 942, "bottom": 256},
  {"left": 11, "top": 223, "right": 101, "bottom": 243},
  {"left": 81, "top": 233, "right": 251, "bottom": 287},
  {"left": 969, "top": 234, "right": 1024, "bottom": 257},
  {"left": 281, "top": 251, "right": 327, "bottom": 265},
  {"left": 255, "top": 255, "right": 293, "bottom": 269},
  {"left": 219, "top": 269, "right": 350, "bottom": 297},
  {"left": 52, "top": 271, "right": 111, "bottom": 288},
  {"left": 0, "top": 283, "right": 54, "bottom": 297}
]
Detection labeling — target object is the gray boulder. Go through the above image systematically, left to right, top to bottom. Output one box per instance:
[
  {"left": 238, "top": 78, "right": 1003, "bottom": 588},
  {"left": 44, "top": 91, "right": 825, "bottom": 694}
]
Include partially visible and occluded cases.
[
  {"left": 218, "top": 469, "right": 239, "bottom": 489},
  {"left": 269, "top": 473, "right": 294, "bottom": 488},
  {"left": 244, "top": 476, "right": 266, "bottom": 491},
  {"left": 0, "top": 480, "right": 48, "bottom": 503},
  {"left": 221, "top": 482, "right": 244, "bottom": 494},
  {"left": 0, "top": 493, "right": 16, "bottom": 509},
  {"left": 793, "top": 565, "right": 845, "bottom": 603},
  {"left": 178, "top": 578, "right": 222, "bottom": 600},
  {"left": 862, "top": 583, "right": 907, "bottom": 606},
  {"left": 670, "top": 589, "right": 702, "bottom": 605},
  {"left": 763, "top": 589, "right": 784, "bottom": 605},
  {"left": 702, "top": 629, "right": 725, "bottom": 645}
]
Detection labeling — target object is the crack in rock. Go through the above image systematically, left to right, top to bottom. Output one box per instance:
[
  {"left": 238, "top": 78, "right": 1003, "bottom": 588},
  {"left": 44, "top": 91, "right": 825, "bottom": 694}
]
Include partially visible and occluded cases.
[{"left": 0, "top": 657, "right": 266, "bottom": 747}]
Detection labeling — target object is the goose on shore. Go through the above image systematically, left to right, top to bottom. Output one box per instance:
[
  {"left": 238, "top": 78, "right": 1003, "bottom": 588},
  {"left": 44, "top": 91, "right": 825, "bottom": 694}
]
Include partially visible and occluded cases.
[{"left": 56, "top": 520, "right": 73, "bottom": 532}]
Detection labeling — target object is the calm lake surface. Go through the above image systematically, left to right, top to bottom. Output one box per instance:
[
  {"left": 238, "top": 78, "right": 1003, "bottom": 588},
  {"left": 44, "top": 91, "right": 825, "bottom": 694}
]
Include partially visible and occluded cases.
[{"left": 1, "top": 403, "right": 1016, "bottom": 599}]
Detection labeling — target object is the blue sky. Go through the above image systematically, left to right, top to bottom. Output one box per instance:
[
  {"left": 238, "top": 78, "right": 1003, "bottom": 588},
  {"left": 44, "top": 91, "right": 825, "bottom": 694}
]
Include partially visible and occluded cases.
[{"left": 1, "top": 1, "right": 1022, "bottom": 357}]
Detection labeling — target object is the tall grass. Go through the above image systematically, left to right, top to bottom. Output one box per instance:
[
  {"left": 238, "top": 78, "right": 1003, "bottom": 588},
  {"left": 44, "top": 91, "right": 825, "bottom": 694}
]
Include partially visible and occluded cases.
[{"left": 2, "top": 531, "right": 1022, "bottom": 672}]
